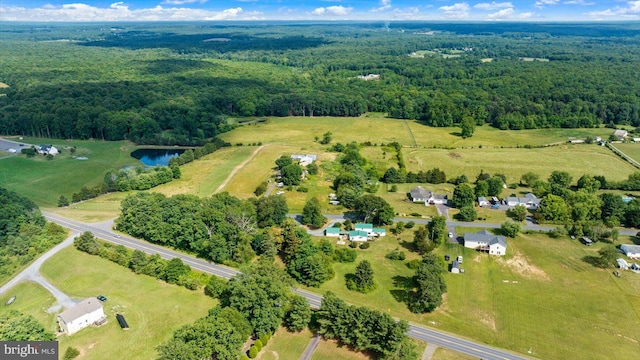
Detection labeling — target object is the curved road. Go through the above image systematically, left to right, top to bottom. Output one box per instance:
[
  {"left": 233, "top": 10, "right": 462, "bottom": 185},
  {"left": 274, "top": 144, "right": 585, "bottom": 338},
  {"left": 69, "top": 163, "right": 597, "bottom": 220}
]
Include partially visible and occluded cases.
[{"left": 41, "top": 211, "right": 529, "bottom": 360}]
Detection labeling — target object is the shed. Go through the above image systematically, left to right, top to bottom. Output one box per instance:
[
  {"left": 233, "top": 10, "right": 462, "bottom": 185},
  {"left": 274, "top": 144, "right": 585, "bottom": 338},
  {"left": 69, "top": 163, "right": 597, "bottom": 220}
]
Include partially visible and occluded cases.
[
  {"left": 621, "top": 244, "right": 640, "bottom": 259},
  {"left": 617, "top": 258, "right": 630, "bottom": 270},
  {"left": 451, "top": 260, "right": 460, "bottom": 274},
  {"left": 116, "top": 313, "right": 129, "bottom": 330}
]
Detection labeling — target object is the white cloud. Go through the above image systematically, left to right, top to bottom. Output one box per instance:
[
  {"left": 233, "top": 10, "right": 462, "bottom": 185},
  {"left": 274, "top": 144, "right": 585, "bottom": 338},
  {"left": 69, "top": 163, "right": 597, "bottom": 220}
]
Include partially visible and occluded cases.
[
  {"left": 161, "top": 0, "right": 207, "bottom": 5},
  {"left": 371, "top": 0, "right": 392, "bottom": 12},
  {"left": 535, "top": 0, "right": 559, "bottom": 8},
  {"left": 564, "top": 0, "right": 594, "bottom": 5},
  {"left": 587, "top": 0, "right": 640, "bottom": 17},
  {"left": 439, "top": 2, "right": 470, "bottom": 19},
  {"left": 473, "top": 2, "right": 513, "bottom": 10},
  {"left": 0, "top": 3, "right": 263, "bottom": 21},
  {"left": 311, "top": 5, "right": 352, "bottom": 16},
  {"left": 390, "top": 7, "right": 420, "bottom": 19}
]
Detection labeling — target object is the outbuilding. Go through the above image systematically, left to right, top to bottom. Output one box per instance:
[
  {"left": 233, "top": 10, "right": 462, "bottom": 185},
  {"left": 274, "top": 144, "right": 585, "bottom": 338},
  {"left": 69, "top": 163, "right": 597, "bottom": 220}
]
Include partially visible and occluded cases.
[{"left": 621, "top": 244, "right": 640, "bottom": 259}]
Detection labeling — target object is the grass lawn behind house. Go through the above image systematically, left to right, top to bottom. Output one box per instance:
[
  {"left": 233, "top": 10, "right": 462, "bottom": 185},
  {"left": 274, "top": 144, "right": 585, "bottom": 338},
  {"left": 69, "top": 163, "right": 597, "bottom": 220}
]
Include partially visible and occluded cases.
[{"left": 39, "top": 246, "right": 216, "bottom": 360}]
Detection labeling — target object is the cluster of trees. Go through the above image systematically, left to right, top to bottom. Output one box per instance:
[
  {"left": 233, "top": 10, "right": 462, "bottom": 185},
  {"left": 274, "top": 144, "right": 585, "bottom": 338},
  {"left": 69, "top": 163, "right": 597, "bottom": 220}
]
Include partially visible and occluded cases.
[
  {"left": 3, "top": 23, "right": 640, "bottom": 146},
  {"left": 330, "top": 143, "right": 395, "bottom": 225},
  {"left": 275, "top": 155, "right": 303, "bottom": 186},
  {"left": 110, "top": 166, "right": 174, "bottom": 192},
  {"left": 382, "top": 167, "right": 447, "bottom": 185},
  {"left": 0, "top": 187, "right": 67, "bottom": 284},
  {"left": 115, "top": 192, "right": 264, "bottom": 266},
  {"left": 301, "top": 197, "right": 326, "bottom": 228},
  {"left": 413, "top": 215, "right": 448, "bottom": 254},
  {"left": 279, "top": 220, "right": 334, "bottom": 287},
  {"left": 74, "top": 231, "right": 208, "bottom": 290},
  {"left": 346, "top": 260, "right": 377, "bottom": 293},
  {"left": 317, "top": 292, "right": 417, "bottom": 359},
  {"left": 0, "top": 310, "right": 55, "bottom": 341}
]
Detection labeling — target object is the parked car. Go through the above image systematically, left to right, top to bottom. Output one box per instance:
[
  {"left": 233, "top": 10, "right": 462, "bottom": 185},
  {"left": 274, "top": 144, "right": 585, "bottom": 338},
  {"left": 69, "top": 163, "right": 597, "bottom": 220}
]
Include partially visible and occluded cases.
[
  {"left": 448, "top": 232, "right": 454, "bottom": 238},
  {"left": 97, "top": 295, "right": 107, "bottom": 302}
]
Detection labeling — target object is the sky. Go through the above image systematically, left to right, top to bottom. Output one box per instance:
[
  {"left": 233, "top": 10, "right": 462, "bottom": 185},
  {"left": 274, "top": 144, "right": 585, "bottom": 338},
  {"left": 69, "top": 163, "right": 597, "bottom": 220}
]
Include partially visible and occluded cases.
[{"left": 0, "top": 0, "right": 639, "bottom": 22}]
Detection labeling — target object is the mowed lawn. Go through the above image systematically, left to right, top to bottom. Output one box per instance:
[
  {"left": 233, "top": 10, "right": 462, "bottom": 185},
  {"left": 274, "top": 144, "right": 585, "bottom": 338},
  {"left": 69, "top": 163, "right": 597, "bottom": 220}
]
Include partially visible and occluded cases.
[
  {"left": 220, "top": 116, "right": 611, "bottom": 149},
  {"left": 0, "top": 137, "right": 139, "bottom": 207},
  {"left": 612, "top": 142, "right": 640, "bottom": 164},
  {"left": 404, "top": 144, "right": 636, "bottom": 183},
  {"left": 308, "top": 232, "right": 640, "bottom": 360},
  {"left": 39, "top": 247, "right": 216, "bottom": 360},
  {"left": 0, "top": 282, "right": 57, "bottom": 331},
  {"left": 255, "top": 327, "right": 314, "bottom": 360},
  {"left": 311, "top": 339, "right": 373, "bottom": 360}
]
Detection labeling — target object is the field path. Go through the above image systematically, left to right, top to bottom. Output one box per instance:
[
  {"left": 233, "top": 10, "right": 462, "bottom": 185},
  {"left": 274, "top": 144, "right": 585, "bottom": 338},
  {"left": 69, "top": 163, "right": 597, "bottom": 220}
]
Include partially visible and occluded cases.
[
  {"left": 214, "top": 145, "right": 264, "bottom": 194},
  {"left": 299, "top": 334, "right": 321, "bottom": 360}
]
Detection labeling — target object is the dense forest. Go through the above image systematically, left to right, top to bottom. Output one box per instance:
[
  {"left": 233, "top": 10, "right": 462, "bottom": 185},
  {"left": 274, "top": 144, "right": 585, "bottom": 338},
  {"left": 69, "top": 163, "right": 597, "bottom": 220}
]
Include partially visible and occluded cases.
[{"left": 2, "top": 22, "right": 640, "bottom": 145}]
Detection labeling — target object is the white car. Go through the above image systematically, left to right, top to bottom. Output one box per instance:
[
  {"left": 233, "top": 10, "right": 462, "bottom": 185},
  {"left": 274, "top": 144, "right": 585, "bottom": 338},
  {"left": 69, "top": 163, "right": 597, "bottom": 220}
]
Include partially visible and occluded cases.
[{"left": 448, "top": 232, "right": 454, "bottom": 238}]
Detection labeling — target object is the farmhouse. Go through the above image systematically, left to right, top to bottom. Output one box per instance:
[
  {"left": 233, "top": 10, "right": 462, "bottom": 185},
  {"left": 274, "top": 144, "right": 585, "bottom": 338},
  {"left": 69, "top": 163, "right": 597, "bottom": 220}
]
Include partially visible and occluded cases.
[
  {"left": 357, "top": 74, "right": 380, "bottom": 81},
  {"left": 614, "top": 129, "right": 628, "bottom": 140},
  {"left": 36, "top": 145, "right": 59, "bottom": 156},
  {"left": 291, "top": 154, "right": 317, "bottom": 167},
  {"left": 408, "top": 186, "right": 448, "bottom": 205},
  {"left": 505, "top": 193, "right": 540, "bottom": 209},
  {"left": 348, "top": 230, "right": 369, "bottom": 242},
  {"left": 464, "top": 230, "right": 507, "bottom": 256},
  {"left": 620, "top": 244, "right": 640, "bottom": 259},
  {"left": 58, "top": 298, "right": 106, "bottom": 335}
]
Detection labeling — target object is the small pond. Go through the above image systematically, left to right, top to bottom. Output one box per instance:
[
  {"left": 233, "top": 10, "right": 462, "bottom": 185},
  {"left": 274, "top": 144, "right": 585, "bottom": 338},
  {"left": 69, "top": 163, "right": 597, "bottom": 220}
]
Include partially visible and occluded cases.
[{"left": 131, "top": 149, "right": 185, "bottom": 166}]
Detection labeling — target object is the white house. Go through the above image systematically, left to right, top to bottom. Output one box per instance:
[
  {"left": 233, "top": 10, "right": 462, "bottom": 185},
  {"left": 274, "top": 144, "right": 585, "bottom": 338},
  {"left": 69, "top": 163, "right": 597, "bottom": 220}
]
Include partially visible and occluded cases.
[
  {"left": 357, "top": 74, "right": 380, "bottom": 81},
  {"left": 36, "top": 145, "right": 59, "bottom": 156},
  {"left": 409, "top": 187, "right": 447, "bottom": 205},
  {"left": 505, "top": 193, "right": 540, "bottom": 209},
  {"left": 354, "top": 223, "right": 385, "bottom": 237},
  {"left": 324, "top": 227, "right": 341, "bottom": 237},
  {"left": 348, "top": 230, "right": 369, "bottom": 242},
  {"left": 464, "top": 230, "right": 507, "bottom": 256},
  {"left": 620, "top": 244, "right": 640, "bottom": 259},
  {"left": 617, "top": 258, "right": 630, "bottom": 270},
  {"left": 58, "top": 298, "right": 106, "bottom": 335}
]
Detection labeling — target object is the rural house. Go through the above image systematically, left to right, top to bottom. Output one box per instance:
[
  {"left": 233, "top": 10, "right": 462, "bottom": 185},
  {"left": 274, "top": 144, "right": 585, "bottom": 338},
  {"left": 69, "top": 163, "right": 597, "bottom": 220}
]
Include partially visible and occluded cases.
[
  {"left": 614, "top": 129, "right": 628, "bottom": 140},
  {"left": 36, "top": 145, "right": 59, "bottom": 156},
  {"left": 291, "top": 154, "right": 317, "bottom": 167},
  {"left": 409, "top": 186, "right": 448, "bottom": 205},
  {"left": 505, "top": 193, "right": 540, "bottom": 209},
  {"left": 478, "top": 197, "right": 490, "bottom": 207},
  {"left": 354, "top": 223, "right": 386, "bottom": 237},
  {"left": 324, "top": 227, "right": 341, "bottom": 237},
  {"left": 464, "top": 230, "right": 507, "bottom": 256},
  {"left": 620, "top": 244, "right": 640, "bottom": 259},
  {"left": 58, "top": 298, "right": 106, "bottom": 335}
]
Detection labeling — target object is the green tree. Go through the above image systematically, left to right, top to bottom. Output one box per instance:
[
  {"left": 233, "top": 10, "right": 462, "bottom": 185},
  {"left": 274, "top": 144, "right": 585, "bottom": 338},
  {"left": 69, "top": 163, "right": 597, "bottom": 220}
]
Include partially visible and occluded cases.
[
  {"left": 460, "top": 115, "right": 476, "bottom": 138},
  {"left": 319, "top": 131, "right": 333, "bottom": 144},
  {"left": 275, "top": 155, "right": 293, "bottom": 169},
  {"left": 306, "top": 162, "right": 318, "bottom": 175},
  {"left": 281, "top": 163, "right": 303, "bottom": 185},
  {"left": 520, "top": 171, "right": 540, "bottom": 187},
  {"left": 548, "top": 171, "right": 573, "bottom": 188},
  {"left": 577, "top": 174, "right": 601, "bottom": 193},
  {"left": 487, "top": 176, "right": 504, "bottom": 197},
  {"left": 475, "top": 180, "right": 488, "bottom": 198},
  {"left": 254, "top": 182, "right": 268, "bottom": 196},
  {"left": 452, "top": 183, "right": 475, "bottom": 208},
  {"left": 600, "top": 193, "right": 625, "bottom": 226},
  {"left": 58, "top": 194, "right": 69, "bottom": 207},
  {"left": 353, "top": 194, "right": 394, "bottom": 225},
  {"left": 538, "top": 194, "right": 570, "bottom": 223},
  {"left": 255, "top": 195, "right": 288, "bottom": 228},
  {"left": 302, "top": 197, "right": 326, "bottom": 228},
  {"left": 507, "top": 205, "right": 527, "bottom": 222},
  {"left": 456, "top": 206, "right": 477, "bottom": 222},
  {"left": 427, "top": 215, "right": 447, "bottom": 248},
  {"left": 500, "top": 221, "right": 521, "bottom": 238},
  {"left": 413, "top": 226, "right": 434, "bottom": 254},
  {"left": 74, "top": 231, "right": 101, "bottom": 255},
  {"left": 596, "top": 245, "right": 618, "bottom": 268},
  {"left": 409, "top": 253, "right": 447, "bottom": 313},
  {"left": 165, "top": 258, "right": 190, "bottom": 284},
  {"left": 347, "top": 260, "right": 377, "bottom": 293},
  {"left": 204, "top": 275, "right": 227, "bottom": 298},
  {"left": 284, "top": 295, "right": 311, "bottom": 332},
  {"left": 0, "top": 311, "right": 55, "bottom": 341},
  {"left": 63, "top": 347, "right": 80, "bottom": 360}
]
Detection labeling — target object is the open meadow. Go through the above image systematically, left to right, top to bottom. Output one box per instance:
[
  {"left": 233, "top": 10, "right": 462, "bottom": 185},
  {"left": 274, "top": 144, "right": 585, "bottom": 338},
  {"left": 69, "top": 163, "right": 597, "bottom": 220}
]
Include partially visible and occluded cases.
[
  {"left": 0, "top": 137, "right": 139, "bottom": 207},
  {"left": 612, "top": 142, "right": 640, "bottom": 164},
  {"left": 307, "top": 231, "right": 640, "bottom": 360},
  {"left": 37, "top": 246, "right": 217, "bottom": 360},
  {"left": 255, "top": 327, "right": 314, "bottom": 360}
]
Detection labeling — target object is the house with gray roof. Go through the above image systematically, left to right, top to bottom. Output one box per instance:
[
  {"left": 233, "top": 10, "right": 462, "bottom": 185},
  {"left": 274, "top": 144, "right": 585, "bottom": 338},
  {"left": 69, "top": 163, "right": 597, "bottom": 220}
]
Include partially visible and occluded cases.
[
  {"left": 614, "top": 129, "right": 628, "bottom": 141},
  {"left": 409, "top": 186, "right": 448, "bottom": 205},
  {"left": 505, "top": 193, "right": 540, "bottom": 209},
  {"left": 478, "top": 196, "right": 489, "bottom": 207},
  {"left": 464, "top": 230, "right": 507, "bottom": 256},
  {"left": 621, "top": 244, "right": 640, "bottom": 259},
  {"left": 58, "top": 298, "right": 106, "bottom": 335}
]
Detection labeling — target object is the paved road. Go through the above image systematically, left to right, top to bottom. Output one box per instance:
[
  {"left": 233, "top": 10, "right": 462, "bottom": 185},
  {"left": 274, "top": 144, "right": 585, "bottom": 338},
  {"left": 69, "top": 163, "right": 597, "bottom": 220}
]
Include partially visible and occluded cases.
[
  {"left": 41, "top": 212, "right": 529, "bottom": 360},
  {"left": 0, "top": 231, "right": 79, "bottom": 310},
  {"left": 299, "top": 334, "right": 321, "bottom": 360}
]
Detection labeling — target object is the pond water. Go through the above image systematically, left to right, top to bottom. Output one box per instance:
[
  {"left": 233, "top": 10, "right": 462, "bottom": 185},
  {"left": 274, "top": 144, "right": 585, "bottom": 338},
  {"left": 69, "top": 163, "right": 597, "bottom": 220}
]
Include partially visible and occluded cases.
[{"left": 130, "top": 149, "right": 185, "bottom": 166}]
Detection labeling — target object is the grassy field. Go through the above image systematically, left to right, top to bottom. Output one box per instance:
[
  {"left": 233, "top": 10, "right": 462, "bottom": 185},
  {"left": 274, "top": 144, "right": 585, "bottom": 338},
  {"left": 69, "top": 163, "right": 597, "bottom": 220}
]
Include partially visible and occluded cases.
[
  {"left": 0, "top": 137, "right": 139, "bottom": 207},
  {"left": 612, "top": 142, "right": 640, "bottom": 164},
  {"left": 404, "top": 144, "right": 636, "bottom": 184},
  {"left": 376, "top": 183, "right": 447, "bottom": 218},
  {"left": 306, "top": 230, "right": 640, "bottom": 360},
  {"left": 38, "top": 247, "right": 217, "bottom": 360},
  {"left": 0, "top": 282, "right": 57, "bottom": 330},
  {"left": 255, "top": 327, "right": 314, "bottom": 360},
  {"left": 432, "top": 347, "right": 476, "bottom": 360}
]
